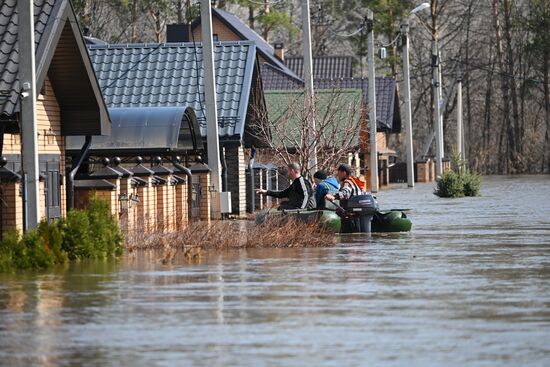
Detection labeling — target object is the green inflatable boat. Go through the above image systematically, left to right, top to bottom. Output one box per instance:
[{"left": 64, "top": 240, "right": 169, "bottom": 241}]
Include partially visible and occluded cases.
[{"left": 256, "top": 194, "right": 412, "bottom": 234}]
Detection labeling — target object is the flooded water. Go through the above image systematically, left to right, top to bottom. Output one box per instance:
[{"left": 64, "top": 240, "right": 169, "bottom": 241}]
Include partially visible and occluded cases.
[{"left": 1, "top": 176, "right": 549, "bottom": 367}]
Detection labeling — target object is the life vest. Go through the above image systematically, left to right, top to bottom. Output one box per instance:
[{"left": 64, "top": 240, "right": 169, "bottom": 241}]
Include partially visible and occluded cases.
[{"left": 347, "top": 176, "right": 367, "bottom": 193}]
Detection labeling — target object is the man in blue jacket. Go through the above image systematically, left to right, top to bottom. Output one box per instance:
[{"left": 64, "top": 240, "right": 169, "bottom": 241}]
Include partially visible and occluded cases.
[{"left": 313, "top": 170, "right": 339, "bottom": 209}]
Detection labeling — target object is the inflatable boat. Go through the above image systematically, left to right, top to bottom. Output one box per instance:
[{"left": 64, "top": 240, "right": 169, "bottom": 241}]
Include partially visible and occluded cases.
[{"left": 256, "top": 194, "right": 412, "bottom": 234}]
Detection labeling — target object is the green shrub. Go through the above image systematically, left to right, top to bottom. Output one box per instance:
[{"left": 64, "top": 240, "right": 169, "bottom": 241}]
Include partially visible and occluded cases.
[
  {"left": 434, "top": 170, "right": 465, "bottom": 198},
  {"left": 462, "top": 172, "right": 481, "bottom": 197},
  {"left": 0, "top": 196, "right": 123, "bottom": 272},
  {"left": 86, "top": 197, "right": 124, "bottom": 258},
  {"left": 62, "top": 209, "right": 94, "bottom": 260},
  {"left": 38, "top": 221, "right": 67, "bottom": 264},
  {"left": 0, "top": 228, "right": 59, "bottom": 271},
  {"left": 19, "top": 229, "right": 55, "bottom": 270},
  {"left": 0, "top": 231, "right": 20, "bottom": 273}
]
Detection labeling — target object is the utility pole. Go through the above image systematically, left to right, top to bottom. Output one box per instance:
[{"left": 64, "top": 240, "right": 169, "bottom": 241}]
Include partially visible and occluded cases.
[
  {"left": 18, "top": 0, "right": 40, "bottom": 230},
  {"left": 200, "top": 0, "right": 221, "bottom": 192},
  {"left": 302, "top": 0, "right": 318, "bottom": 174},
  {"left": 366, "top": 9, "right": 378, "bottom": 193},
  {"left": 400, "top": 22, "right": 415, "bottom": 187},
  {"left": 432, "top": 38, "right": 443, "bottom": 177},
  {"left": 438, "top": 50, "right": 445, "bottom": 163},
  {"left": 456, "top": 64, "right": 464, "bottom": 163}
]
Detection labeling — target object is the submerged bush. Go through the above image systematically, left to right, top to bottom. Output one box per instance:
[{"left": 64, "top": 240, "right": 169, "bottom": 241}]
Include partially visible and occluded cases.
[
  {"left": 434, "top": 169, "right": 482, "bottom": 198},
  {"left": 435, "top": 170, "right": 464, "bottom": 198},
  {"left": 462, "top": 172, "right": 481, "bottom": 197},
  {"left": 0, "top": 197, "right": 123, "bottom": 272},
  {"left": 86, "top": 198, "right": 124, "bottom": 258},
  {"left": 62, "top": 209, "right": 94, "bottom": 260}
]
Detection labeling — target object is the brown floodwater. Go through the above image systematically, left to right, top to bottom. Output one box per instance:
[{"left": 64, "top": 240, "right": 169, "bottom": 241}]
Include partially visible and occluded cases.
[{"left": 1, "top": 175, "right": 549, "bottom": 366}]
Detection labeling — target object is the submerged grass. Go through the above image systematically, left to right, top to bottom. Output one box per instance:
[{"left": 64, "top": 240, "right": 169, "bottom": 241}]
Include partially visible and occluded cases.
[{"left": 125, "top": 216, "right": 336, "bottom": 253}]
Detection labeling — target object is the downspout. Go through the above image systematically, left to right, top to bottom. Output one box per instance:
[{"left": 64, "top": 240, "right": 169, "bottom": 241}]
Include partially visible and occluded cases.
[
  {"left": 0, "top": 124, "right": 5, "bottom": 157},
  {"left": 67, "top": 136, "right": 92, "bottom": 210},
  {"left": 220, "top": 146, "right": 227, "bottom": 192},
  {"left": 247, "top": 147, "right": 256, "bottom": 213},
  {"left": 172, "top": 158, "right": 193, "bottom": 220}
]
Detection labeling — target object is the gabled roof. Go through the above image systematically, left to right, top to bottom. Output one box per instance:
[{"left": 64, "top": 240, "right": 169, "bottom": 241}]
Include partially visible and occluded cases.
[
  {"left": 0, "top": 0, "right": 110, "bottom": 135},
  {"left": 88, "top": 41, "right": 259, "bottom": 140},
  {"left": 285, "top": 56, "right": 353, "bottom": 80},
  {"left": 261, "top": 63, "right": 304, "bottom": 90},
  {"left": 315, "top": 77, "right": 401, "bottom": 133}
]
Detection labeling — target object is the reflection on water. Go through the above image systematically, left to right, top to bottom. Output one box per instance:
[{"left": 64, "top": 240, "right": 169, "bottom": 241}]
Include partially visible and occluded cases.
[{"left": 1, "top": 176, "right": 549, "bottom": 367}]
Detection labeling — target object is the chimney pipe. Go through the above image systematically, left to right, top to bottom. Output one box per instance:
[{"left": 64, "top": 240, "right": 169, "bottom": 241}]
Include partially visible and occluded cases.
[{"left": 273, "top": 42, "right": 284, "bottom": 61}]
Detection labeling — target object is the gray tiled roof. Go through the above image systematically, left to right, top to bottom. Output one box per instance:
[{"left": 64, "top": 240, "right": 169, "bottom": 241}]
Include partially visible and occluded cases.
[
  {"left": 0, "top": 0, "right": 57, "bottom": 117},
  {"left": 88, "top": 41, "right": 257, "bottom": 139},
  {"left": 285, "top": 56, "right": 353, "bottom": 80},
  {"left": 261, "top": 63, "right": 304, "bottom": 90},
  {"left": 314, "top": 77, "right": 401, "bottom": 132}
]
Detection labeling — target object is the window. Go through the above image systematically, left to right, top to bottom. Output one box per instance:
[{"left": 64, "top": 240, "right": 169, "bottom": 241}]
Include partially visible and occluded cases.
[{"left": 213, "top": 34, "right": 219, "bottom": 42}]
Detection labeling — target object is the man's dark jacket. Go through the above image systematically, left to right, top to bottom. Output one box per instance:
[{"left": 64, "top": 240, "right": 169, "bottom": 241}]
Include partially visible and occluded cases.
[{"left": 266, "top": 176, "right": 314, "bottom": 209}]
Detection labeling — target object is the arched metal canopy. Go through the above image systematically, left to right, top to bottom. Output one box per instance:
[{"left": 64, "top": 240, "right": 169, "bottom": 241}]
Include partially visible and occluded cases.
[{"left": 66, "top": 106, "right": 203, "bottom": 154}]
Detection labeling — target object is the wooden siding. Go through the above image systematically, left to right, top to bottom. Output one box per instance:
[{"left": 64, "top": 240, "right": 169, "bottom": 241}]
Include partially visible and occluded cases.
[{"left": 1, "top": 77, "right": 66, "bottom": 231}]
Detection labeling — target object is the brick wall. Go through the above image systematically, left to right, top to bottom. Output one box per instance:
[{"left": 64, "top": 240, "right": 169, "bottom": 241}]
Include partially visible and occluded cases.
[{"left": 192, "top": 17, "right": 242, "bottom": 42}]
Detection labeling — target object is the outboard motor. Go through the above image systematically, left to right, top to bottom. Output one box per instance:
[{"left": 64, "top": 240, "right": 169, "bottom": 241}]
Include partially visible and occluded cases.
[{"left": 340, "top": 194, "right": 379, "bottom": 233}]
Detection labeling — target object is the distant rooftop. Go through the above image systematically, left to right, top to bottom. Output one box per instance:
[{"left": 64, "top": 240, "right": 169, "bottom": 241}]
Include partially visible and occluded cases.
[
  {"left": 285, "top": 56, "right": 353, "bottom": 80},
  {"left": 314, "top": 77, "right": 401, "bottom": 133}
]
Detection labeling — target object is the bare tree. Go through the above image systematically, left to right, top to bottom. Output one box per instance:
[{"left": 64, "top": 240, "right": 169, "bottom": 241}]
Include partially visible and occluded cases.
[{"left": 251, "top": 89, "right": 366, "bottom": 180}]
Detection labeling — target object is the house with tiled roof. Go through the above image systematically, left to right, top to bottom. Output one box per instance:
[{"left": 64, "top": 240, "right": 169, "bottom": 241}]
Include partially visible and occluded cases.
[
  {"left": 0, "top": 0, "right": 110, "bottom": 237},
  {"left": 166, "top": 7, "right": 301, "bottom": 91},
  {"left": 85, "top": 41, "right": 266, "bottom": 217}
]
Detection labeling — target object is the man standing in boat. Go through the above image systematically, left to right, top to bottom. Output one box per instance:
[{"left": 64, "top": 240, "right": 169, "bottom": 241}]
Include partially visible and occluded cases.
[
  {"left": 256, "top": 162, "right": 315, "bottom": 210},
  {"left": 325, "top": 164, "right": 367, "bottom": 202}
]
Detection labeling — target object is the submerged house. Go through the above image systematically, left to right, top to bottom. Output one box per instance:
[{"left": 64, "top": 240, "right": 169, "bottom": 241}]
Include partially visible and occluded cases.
[
  {"left": 0, "top": 0, "right": 110, "bottom": 237},
  {"left": 85, "top": 41, "right": 266, "bottom": 217}
]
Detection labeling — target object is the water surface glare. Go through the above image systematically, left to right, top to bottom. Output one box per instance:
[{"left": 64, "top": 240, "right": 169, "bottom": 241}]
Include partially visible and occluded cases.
[{"left": 1, "top": 176, "right": 549, "bottom": 366}]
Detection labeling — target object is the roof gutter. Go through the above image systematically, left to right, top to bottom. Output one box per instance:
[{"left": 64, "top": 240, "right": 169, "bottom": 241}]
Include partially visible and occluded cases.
[{"left": 67, "top": 135, "right": 92, "bottom": 210}]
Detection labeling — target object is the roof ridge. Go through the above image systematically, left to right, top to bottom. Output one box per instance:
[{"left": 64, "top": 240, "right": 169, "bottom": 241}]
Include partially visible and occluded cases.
[{"left": 89, "top": 40, "right": 256, "bottom": 50}]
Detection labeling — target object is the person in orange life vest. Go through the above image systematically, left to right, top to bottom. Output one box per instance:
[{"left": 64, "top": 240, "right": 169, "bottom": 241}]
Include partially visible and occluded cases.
[{"left": 325, "top": 163, "right": 367, "bottom": 202}]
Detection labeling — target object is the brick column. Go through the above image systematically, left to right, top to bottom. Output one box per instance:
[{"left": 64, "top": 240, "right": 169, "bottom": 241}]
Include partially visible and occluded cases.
[
  {"left": 224, "top": 145, "right": 246, "bottom": 217},
  {"left": 131, "top": 162, "right": 155, "bottom": 233},
  {"left": 190, "top": 163, "right": 212, "bottom": 223},
  {"left": 199, "top": 172, "right": 211, "bottom": 222},
  {"left": 0, "top": 182, "right": 24, "bottom": 236}
]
